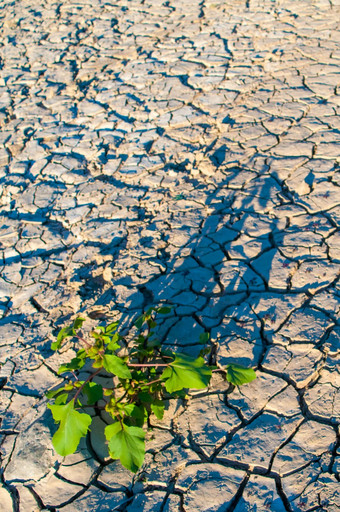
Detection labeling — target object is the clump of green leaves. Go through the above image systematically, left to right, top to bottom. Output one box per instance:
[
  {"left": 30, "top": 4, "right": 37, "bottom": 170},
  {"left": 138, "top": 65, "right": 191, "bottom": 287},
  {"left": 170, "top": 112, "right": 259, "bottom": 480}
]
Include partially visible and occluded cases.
[{"left": 47, "top": 306, "right": 256, "bottom": 472}]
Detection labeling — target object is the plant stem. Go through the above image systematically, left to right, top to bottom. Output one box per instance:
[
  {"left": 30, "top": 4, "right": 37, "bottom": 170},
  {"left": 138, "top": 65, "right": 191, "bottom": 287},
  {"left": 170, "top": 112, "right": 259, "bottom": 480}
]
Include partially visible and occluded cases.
[
  {"left": 76, "top": 334, "right": 92, "bottom": 349},
  {"left": 128, "top": 363, "right": 169, "bottom": 367},
  {"left": 73, "top": 368, "right": 102, "bottom": 403},
  {"left": 142, "top": 378, "right": 163, "bottom": 387}
]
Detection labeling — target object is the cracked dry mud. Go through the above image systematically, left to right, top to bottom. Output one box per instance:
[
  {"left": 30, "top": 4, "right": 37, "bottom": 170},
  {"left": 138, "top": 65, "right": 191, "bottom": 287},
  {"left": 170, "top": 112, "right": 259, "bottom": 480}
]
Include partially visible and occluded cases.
[{"left": 0, "top": 0, "right": 340, "bottom": 510}]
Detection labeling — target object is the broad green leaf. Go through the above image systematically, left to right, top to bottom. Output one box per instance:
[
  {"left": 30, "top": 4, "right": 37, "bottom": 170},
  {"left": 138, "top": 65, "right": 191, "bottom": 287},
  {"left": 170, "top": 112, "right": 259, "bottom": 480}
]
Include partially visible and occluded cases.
[
  {"left": 157, "top": 306, "right": 172, "bottom": 314},
  {"left": 73, "top": 317, "right": 86, "bottom": 330},
  {"left": 51, "top": 325, "right": 75, "bottom": 351},
  {"left": 162, "top": 353, "right": 212, "bottom": 393},
  {"left": 102, "top": 354, "right": 131, "bottom": 379},
  {"left": 58, "top": 357, "right": 85, "bottom": 374},
  {"left": 226, "top": 364, "right": 256, "bottom": 386},
  {"left": 83, "top": 382, "right": 103, "bottom": 405},
  {"left": 138, "top": 391, "right": 153, "bottom": 404},
  {"left": 54, "top": 393, "right": 69, "bottom": 405},
  {"left": 151, "top": 400, "right": 165, "bottom": 420},
  {"left": 48, "top": 401, "right": 92, "bottom": 456},
  {"left": 123, "top": 404, "right": 145, "bottom": 425},
  {"left": 123, "top": 404, "right": 137, "bottom": 416},
  {"left": 130, "top": 405, "right": 145, "bottom": 423},
  {"left": 105, "top": 422, "right": 145, "bottom": 473}
]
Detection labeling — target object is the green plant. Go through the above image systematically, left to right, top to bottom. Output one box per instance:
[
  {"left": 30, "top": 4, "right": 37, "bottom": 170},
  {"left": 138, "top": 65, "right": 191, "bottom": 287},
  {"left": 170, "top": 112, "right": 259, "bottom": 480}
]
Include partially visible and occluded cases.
[{"left": 47, "top": 306, "right": 256, "bottom": 472}]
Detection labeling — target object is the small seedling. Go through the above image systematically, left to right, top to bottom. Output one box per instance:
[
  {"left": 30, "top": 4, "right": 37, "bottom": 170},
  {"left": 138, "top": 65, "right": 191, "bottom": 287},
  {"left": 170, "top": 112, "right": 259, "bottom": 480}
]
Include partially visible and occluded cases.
[{"left": 47, "top": 306, "right": 256, "bottom": 472}]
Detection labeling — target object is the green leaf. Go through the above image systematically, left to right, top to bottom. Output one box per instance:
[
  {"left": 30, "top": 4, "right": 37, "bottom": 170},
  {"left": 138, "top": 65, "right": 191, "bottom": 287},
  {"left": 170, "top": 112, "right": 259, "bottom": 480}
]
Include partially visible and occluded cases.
[
  {"left": 145, "top": 306, "right": 156, "bottom": 316},
  {"left": 157, "top": 306, "right": 172, "bottom": 314},
  {"left": 134, "top": 315, "right": 145, "bottom": 330},
  {"left": 51, "top": 317, "right": 85, "bottom": 351},
  {"left": 73, "top": 317, "right": 86, "bottom": 330},
  {"left": 105, "top": 321, "right": 120, "bottom": 334},
  {"left": 51, "top": 325, "right": 75, "bottom": 351},
  {"left": 90, "top": 330, "right": 102, "bottom": 340},
  {"left": 106, "top": 332, "right": 120, "bottom": 351},
  {"left": 199, "top": 332, "right": 210, "bottom": 344},
  {"left": 107, "top": 342, "right": 120, "bottom": 352},
  {"left": 199, "top": 346, "right": 211, "bottom": 357},
  {"left": 88, "top": 347, "right": 100, "bottom": 360},
  {"left": 77, "top": 349, "right": 87, "bottom": 359},
  {"left": 162, "top": 353, "right": 212, "bottom": 393},
  {"left": 102, "top": 354, "right": 131, "bottom": 379},
  {"left": 92, "top": 355, "right": 103, "bottom": 368},
  {"left": 58, "top": 357, "right": 85, "bottom": 375},
  {"left": 226, "top": 364, "right": 256, "bottom": 386},
  {"left": 83, "top": 382, "right": 103, "bottom": 405},
  {"left": 46, "top": 387, "right": 65, "bottom": 399},
  {"left": 138, "top": 391, "right": 153, "bottom": 404},
  {"left": 54, "top": 393, "right": 69, "bottom": 405},
  {"left": 151, "top": 400, "right": 165, "bottom": 419},
  {"left": 48, "top": 401, "right": 92, "bottom": 456},
  {"left": 123, "top": 403, "right": 137, "bottom": 416},
  {"left": 123, "top": 404, "right": 145, "bottom": 425},
  {"left": 130, "top": 405, "right": 146, "bottom": 423},
  {"left": 105, "top": 422, "right": 145, "bottom": 473}
]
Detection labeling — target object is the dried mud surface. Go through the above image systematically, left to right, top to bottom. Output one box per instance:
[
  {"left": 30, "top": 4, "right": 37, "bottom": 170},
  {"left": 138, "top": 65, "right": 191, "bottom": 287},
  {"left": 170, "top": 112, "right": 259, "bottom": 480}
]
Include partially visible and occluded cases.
[{"left": 1, "top": 0, "right": 340, "bottom": 510}]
